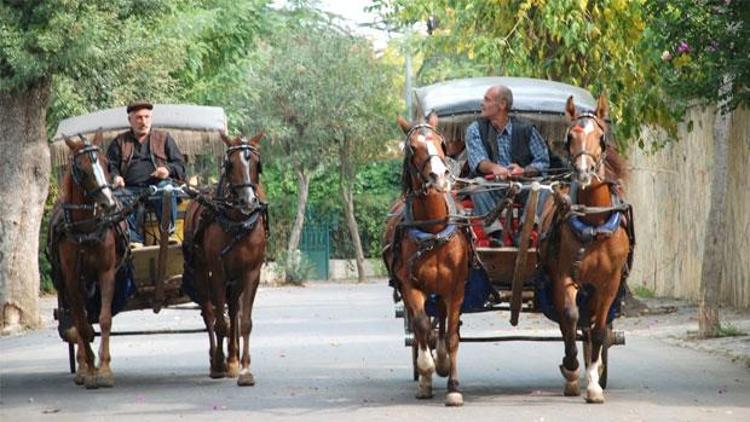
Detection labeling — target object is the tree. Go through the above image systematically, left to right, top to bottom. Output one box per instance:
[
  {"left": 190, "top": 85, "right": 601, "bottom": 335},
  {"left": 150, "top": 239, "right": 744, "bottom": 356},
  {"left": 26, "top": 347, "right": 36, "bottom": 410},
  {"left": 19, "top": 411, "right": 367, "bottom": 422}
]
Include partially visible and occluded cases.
[
  {"left": 1, "top": 0, "right": 270, "bottom": 332},
  {"left": 370, "top": 0, "right": 676, "bottom": 145},
  {"left": 647, "top": 0, "right": 749, "bottom": 337},
  {"left": 0, "top": 1, "right": 168, "bottom": 332},
  {"left": 239, "top": 6, "right": 400, "bottom": 281},
  {"left": 316, "top": 32, "right": 399, "bottom": 282}
]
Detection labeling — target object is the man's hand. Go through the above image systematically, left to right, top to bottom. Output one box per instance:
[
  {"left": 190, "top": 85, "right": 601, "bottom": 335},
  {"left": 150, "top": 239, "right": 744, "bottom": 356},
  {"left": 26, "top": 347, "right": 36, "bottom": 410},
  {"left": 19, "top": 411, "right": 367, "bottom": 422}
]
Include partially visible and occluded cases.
[
  {"left": 508, "top": 163, "right": 524, "bottom": 177},
  {"left": 490, "top": 164, "right": 510, "bottom": 180},
  {"left": 151, "top": 166, "right": 170, "bottom": 179},
  {"left": 113, "top": 176, "right": 125, "bottom": 188}
]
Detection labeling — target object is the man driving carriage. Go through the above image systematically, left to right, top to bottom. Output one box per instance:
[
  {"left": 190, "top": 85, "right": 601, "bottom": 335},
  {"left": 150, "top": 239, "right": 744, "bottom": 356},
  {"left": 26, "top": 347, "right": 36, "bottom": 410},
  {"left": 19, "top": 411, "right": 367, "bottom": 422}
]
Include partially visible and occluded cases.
[
  {"left": 466, "top": 84, "right": 550, "bottom": 245},
  {"left": 106, "top": 101, "right": 186, "bottom": 248}
]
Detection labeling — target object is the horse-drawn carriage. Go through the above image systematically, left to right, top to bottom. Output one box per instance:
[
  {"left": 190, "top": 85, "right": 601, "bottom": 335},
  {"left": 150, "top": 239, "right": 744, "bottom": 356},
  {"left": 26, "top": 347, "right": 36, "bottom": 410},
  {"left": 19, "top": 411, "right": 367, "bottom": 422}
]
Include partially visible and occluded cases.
[
  {"left": 386, "top": 77, "right": 633, "bottom": 405},
  {"left": 48, "top": 105, "right": 265, "bottom": 388}
]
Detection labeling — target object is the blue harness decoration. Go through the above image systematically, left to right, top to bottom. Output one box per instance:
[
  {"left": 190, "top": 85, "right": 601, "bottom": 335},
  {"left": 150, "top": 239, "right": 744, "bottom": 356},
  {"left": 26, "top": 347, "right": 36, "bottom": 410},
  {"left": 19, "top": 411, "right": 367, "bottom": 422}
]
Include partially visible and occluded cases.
[{"left": 568, "top": 211, "right": 622, "bottom": 244}]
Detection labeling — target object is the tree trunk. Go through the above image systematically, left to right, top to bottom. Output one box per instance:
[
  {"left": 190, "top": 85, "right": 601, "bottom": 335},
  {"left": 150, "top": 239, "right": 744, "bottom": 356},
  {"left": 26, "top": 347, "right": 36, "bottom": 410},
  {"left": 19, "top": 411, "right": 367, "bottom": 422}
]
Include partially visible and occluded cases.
[
  {"left": 0, "top": 80, "right": 51, "bottom": 334},
  {"left": 698, "top": 88, "right": 732, "bottom": 337},
  {"left": 339, "top": 137, "right": 366, "bottom": 283},
  {"left": 287, "top": 168, "right": 310, "bottom": 254}
]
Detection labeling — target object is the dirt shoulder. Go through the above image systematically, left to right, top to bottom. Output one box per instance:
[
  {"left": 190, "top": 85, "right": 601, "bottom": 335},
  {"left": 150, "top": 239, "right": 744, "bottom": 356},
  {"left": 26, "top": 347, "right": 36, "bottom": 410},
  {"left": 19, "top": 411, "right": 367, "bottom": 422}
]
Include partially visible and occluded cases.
[{"left": 619, "top": 297, "right": 750, "bottom": 368}]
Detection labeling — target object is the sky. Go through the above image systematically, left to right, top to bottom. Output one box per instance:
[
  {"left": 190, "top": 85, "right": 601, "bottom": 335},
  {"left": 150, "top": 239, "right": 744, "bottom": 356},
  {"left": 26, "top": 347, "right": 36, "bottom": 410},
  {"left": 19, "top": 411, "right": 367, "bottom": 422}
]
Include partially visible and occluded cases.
[{"left": 273, "top": 0, "right": 395, "bottom": 50}]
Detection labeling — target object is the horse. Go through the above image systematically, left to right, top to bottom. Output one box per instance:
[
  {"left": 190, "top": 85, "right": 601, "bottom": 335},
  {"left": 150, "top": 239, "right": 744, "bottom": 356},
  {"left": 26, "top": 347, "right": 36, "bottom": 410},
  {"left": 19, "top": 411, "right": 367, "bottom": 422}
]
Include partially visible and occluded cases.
[
  {"left": 539, "top": 95, "right": 633, "bottom": 403},
  {"left": 383, "top": 114, "right": 471, "bottom": 406},
  {"left": 48, "top": 132, "right": 127, "bottom": 389},
  {"left": 182, "top": 132, "right": 267, "bottom": 386}
]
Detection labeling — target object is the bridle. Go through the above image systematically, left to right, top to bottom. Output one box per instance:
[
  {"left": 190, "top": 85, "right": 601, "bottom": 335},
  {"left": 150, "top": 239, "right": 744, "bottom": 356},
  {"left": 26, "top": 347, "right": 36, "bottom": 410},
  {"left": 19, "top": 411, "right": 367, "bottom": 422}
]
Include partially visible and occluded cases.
[
  {"left": 565, "top": 112, "right": 608, "bottom": 177},
  {"left": 403, "top": 123, "right": 449, "bottom": 195},
  {"left": 221, "top": 143, "right": 261, "bottom": 207},
  {"left": 70, "top": 144, "right": 112, "bottom": 201}
]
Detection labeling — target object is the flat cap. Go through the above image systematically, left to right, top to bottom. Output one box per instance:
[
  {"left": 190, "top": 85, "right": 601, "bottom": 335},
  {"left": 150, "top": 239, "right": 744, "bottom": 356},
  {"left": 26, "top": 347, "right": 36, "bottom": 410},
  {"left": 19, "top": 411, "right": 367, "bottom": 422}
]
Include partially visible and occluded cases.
[{"left": 126, "top": 101, "right": 153, "bottom": 114}]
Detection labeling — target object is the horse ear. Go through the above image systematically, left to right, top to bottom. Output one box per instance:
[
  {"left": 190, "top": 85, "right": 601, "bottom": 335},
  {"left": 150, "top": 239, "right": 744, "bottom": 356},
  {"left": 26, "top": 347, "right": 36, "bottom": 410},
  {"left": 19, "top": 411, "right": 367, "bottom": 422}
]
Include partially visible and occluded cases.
[
  {"left": 596, "top": 95, "right": 609, "bottom": 121},
  {"left": 565, "top": 96, "right": 576, "bottom": 121},
  {"left": 427, "top": 112, "right": 439, "bottom": 128},
  {"left": 397, "top": 116, "right": 411, "bottom": 134},
  {"left": 93, "top": 129, "right": 104, "bottom": 146},
  {"left": 220, "top": 131, "right": 232, "bottom": 146},
  {"left": 249, "top": 131, "right": 264, "bottom": 147},
  {"left": 63, "top": 134, "right": 82, "bottom": 151}
]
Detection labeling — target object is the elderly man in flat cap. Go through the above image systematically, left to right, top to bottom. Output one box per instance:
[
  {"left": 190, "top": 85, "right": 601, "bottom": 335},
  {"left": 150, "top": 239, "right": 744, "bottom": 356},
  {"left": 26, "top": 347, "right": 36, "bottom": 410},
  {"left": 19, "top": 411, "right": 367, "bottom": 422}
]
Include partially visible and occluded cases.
[{"left": 107, "top": 101, "right": 186, "bottom": 248}]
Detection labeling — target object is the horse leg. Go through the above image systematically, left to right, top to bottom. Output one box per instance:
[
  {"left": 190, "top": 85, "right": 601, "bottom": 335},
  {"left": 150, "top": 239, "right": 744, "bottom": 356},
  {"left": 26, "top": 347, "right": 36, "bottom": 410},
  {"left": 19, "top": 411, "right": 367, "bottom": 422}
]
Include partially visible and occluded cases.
[
  {"left": 96, "top": 268, "right": 117, "bottom": 388},
  {"left": 238, "top": 268, "right": 261, "bottom": 386},
  {"left": 210, "top": 269, "right": 228, "bottom": 378},
  {"left": 584, "top": 275, "right": 620, "bottom": 404},
  {"left": 554, "top": 276, "right": 580, "bottom": 397},
  {"left": 401, "top": 282, "right": 433, "bottom": 399},
  {"left": 225, "top": 284, "right": 241, "bottom": 379},
  {"left": 67, "top": 286, "right": 98, "bottom": 389},
  {"left": 444, "top": 292, "right": 464, "bottom": 407},
  {"left": 434, "top": 300, "right": 450, "bottom": 378}
]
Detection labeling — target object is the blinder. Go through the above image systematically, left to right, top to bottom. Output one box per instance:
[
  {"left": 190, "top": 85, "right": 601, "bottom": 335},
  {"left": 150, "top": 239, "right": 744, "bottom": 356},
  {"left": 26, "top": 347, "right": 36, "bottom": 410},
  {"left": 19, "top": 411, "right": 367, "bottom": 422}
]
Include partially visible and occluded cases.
[
  {"left": 223, "top": 143, "right": 260, "bottom": 194},
  {"left": 70, "top": 144, "right": 111, "bottom": 199}
]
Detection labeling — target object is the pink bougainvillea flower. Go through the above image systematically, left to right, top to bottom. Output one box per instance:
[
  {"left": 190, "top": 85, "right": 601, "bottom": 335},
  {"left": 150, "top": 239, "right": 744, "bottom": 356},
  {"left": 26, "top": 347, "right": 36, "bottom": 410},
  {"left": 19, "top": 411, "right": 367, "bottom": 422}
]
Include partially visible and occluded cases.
[{"left": 677, "top": 41, "right": 691, "bottom": 54}]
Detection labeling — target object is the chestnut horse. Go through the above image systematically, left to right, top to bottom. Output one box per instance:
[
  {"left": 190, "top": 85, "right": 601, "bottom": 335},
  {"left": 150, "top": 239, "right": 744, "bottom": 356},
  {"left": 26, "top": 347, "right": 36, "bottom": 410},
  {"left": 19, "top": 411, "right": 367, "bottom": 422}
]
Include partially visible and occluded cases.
[
  {"left": 539, "top": 95, "right": 633, "bottom": 403},
  {"left": 383, "top": 115, "right": 470, "bottom": 406},
  {"left": 183, "top": 132, "right": 267, "bottom": 386},
  {"left": 48, "top": 133, "right": 126, "bottom": 389}
]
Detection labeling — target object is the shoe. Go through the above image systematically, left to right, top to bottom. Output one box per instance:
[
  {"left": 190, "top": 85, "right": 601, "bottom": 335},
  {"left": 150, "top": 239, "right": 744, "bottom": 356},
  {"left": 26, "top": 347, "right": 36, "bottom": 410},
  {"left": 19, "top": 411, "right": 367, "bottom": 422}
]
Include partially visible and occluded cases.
[
  {"left": 168, "top": 234, "right": 180, "bottom": 244},
  {"left": 129, "top": 242, "right": 144, "bottom": 249}
]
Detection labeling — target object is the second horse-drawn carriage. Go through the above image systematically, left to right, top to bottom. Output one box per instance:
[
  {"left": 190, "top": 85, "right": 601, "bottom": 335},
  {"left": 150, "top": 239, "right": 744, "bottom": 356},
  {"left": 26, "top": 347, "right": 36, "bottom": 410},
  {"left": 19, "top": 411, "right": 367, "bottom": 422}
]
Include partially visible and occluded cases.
[
  {"left": 386, "top": 77, "right": 634, "bottom": 405},
  {"left": 47, "top": 104, "right": 267, "bottom": 387}
]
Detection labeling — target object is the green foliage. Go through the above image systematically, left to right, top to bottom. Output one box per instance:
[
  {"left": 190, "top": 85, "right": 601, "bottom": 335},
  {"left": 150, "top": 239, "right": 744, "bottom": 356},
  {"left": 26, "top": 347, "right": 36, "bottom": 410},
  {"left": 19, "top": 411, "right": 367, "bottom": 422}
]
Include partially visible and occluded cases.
[
  {"left": 371, "top": 0, "right": 676, "bottom": 146},
  {"left": 646, "top": 1, "right": 749, "bottom": 113},
  {"left": 38, "top": 172, "right": 60, "bottom": 294},
  {"left": 275, "top": 249, "right": 315, "bottom": 286},
  {"left": 633, "top": 284, "right": 656, "bottom": 298},
  {"left": 716, "top": 323, "right": 746, "bottom": 338}
]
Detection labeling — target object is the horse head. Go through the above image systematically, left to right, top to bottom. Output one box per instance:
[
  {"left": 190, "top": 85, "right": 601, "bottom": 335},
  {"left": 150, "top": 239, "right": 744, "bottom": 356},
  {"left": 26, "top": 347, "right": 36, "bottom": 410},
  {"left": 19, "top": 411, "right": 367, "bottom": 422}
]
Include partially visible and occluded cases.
[
  {"left": 564, "top": 95, "right": 609, "bottom": 189},
  {"left": 397, "top": 113, "right": 451, "bottom": 194},
  {"left": 64, "top": 131, "right": 117, "bottom": 213},
  {"left": 220, "top": 131, "right": 263, "bottom": 215}
]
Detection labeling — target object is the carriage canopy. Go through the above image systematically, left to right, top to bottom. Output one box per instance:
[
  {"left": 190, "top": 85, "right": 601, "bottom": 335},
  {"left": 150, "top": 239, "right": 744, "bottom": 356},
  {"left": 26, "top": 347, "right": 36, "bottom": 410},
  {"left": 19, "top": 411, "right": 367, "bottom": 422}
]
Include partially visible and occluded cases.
[
  {"left": 413, "top": 77, "right": 603, "bottom": 151},
  {"left": 50, "top": 104, "right": 228, "bottom": 173}
]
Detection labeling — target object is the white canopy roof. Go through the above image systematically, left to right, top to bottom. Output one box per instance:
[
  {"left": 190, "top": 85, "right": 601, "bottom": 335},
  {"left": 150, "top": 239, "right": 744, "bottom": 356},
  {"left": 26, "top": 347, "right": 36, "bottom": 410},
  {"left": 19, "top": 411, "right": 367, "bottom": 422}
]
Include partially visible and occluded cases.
[
  {"left": 414, "top": 77, "right": 597, "bottom": 118},
  {"left": 52, "top": 104, "right": 227, "bottom": 141}
]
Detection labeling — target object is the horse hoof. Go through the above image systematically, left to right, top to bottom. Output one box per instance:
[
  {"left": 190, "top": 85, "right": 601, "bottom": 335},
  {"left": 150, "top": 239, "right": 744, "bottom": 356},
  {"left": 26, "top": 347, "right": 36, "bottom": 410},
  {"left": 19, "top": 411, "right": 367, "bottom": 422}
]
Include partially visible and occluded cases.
[
  {"left": 435, "top": 358, "right": 450, "bottom": 378},
  {"left": 226, "top": 362, "right": 240, "bottom": 378},
  {"left": 210, "top": 370, "right": 226, "bottom": 379},
  {"left": 238, "top": 372, "right": 255, "bottom": 386},
  {"left": 74, "top": 373, "right": 85, "bottom": 386},
  {"left": 97, "top": 373, "right": 114, "bottom": 388},
  {"left": 84, "top": 376, "right": 99, "bottom": 390},
  {"left": 564, "top": 381, "right": 580, "bottom": 396},
  {"left": 585, "top": 386, "right": 605, "bottom": 403},
  {"left": 415, "top": 387, "right": 433, "bottom": 400},
  {"left": 445, "top": 392, "right": 464, "bottom": 407}
]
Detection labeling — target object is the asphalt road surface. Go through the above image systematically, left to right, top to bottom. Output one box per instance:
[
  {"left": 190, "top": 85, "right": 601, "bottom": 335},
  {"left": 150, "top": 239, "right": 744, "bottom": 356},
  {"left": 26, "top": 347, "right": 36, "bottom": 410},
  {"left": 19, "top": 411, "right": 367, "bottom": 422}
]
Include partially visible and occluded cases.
[{"left": 2, "top": 282, "right": 749, "bottom": 421}]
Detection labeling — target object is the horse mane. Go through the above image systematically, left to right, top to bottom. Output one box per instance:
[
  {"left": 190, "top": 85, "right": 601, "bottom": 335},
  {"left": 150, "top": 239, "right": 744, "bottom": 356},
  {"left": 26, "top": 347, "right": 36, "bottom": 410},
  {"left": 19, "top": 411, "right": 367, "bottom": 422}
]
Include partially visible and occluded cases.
[
  {"left": 400, "top": 146, "right": 413, "bottom": 196},
  {"left": 604, "top": 146, "right": 628, "bottom": 182}
]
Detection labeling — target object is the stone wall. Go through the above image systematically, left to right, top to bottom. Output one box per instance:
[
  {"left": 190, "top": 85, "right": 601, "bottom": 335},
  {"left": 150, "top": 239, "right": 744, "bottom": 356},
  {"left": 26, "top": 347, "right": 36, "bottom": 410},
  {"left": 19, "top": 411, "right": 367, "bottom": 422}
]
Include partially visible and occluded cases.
[{"left": 627, "top": 106, "right": 750, "bottom": 308}]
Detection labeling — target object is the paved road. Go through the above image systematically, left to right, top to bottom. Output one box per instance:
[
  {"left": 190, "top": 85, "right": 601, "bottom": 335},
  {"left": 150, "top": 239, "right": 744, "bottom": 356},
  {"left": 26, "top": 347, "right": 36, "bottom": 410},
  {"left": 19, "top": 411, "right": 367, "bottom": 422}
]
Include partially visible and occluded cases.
[{"left": 2, "top": 283, "right": 749, "bottom": 421}]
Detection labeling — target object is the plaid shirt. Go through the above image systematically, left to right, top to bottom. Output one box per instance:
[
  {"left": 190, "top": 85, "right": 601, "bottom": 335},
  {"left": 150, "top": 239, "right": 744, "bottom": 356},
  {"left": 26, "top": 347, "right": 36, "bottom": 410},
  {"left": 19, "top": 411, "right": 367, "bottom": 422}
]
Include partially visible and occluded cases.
[{"left": 466, "top": 120, "right": 550, "bottom": 174}]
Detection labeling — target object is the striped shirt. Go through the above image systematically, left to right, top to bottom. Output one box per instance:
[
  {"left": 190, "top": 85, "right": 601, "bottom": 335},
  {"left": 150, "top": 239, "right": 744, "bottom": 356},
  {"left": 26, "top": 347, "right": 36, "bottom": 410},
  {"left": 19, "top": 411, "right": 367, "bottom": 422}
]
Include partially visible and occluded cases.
[{"left": 465, "top": 120, "right": 550, "bottom": 174}]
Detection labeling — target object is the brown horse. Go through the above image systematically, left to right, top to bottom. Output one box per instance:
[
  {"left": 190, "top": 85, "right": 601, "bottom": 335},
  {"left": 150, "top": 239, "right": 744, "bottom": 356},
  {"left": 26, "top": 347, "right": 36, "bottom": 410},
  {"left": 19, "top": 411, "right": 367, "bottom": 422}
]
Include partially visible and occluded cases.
[
  {"left": 539, "top": 95, "right": 632, "bottom": 403},
  {"left": 383, "top": 115, "right": 470, "bottom": 406},
  {"left": 183, "top": 132, "right": 267, "bottom": 386},
  {"left": 48, "top": 133, "right": 125, "bottom": 389}
]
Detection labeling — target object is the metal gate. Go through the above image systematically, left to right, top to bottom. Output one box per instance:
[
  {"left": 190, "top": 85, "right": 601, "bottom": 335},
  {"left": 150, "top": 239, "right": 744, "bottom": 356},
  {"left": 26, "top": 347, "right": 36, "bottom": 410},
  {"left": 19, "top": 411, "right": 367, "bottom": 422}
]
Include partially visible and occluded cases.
[{"left": 300, "top": 223, "right": 331, "bottom": 280}]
